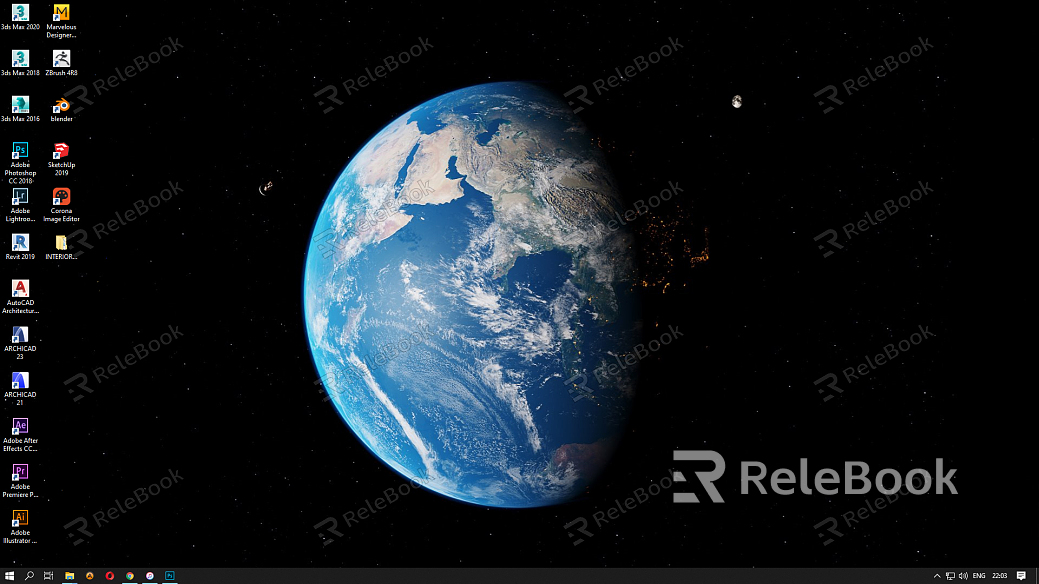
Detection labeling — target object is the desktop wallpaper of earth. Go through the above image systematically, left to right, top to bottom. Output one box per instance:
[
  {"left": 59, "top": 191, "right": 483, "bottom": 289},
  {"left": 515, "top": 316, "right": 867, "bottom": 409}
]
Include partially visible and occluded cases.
[{"left": 17, "top": 0, "right": 1030, "bottom": 570}]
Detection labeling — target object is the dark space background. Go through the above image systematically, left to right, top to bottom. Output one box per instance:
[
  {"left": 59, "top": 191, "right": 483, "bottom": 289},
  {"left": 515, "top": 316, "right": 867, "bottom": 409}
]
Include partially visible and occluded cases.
[{"left": 9, "top": 0, "right": 1031, "bottom": 569}]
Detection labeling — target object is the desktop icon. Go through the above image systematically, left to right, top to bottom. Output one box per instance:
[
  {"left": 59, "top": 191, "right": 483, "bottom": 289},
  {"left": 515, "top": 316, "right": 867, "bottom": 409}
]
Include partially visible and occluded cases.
[
  {"left": 12, "top": 4, "right": 28, "bottom": 21},
  {"left": 53, "top": 4, "right": 68, "bottom": 21},
  {"left": 11, "top": 50, "right": 28, "bottom": 67},
  {"left": 52, "top": 50, "right": 70, "bottom": 67},
  {"left": 11, "top": 96, "right": 28, "bottom": 114},
  {"left": 54, "top": 98, "right": 71, "bottom": 113},
  {"left": 12, "top": 142, "right": 27, "bottom": 160},
  {"left": 53, "top": 143, "right": 68, "bottom": 158},
  {"left": 12, "top": 188, "right": 28, "bottom": 205},
  {"left": 53, "top": 188, "right": 70, "bottom": 205},
  {"left": 12, "top": 234, "right": 29, "bottom": 251},
  {"left": 56, "top": 235, "right": 68, "bottom": 250},
  {"left": 12, "top": 279, "right": 29, "bottom": 297},
  {"left": 11, "top": 327, "right": 28, "bottom": 343},
  {"left": 11, "top": 371, "right": 28, "bottom": 389},
  {"left": 11, "top": 418, "right": 27, "bottom": 435},
  {"left": 11, "top": 463, "right": 27, "bottom": 481},
  {"left": 12, "top": 509, "right": 27, "bottom": 527}
]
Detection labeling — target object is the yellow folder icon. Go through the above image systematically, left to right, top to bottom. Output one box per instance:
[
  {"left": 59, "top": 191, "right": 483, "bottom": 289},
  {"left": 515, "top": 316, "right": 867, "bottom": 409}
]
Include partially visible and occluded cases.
[{"left": 56, "top": 235, "right": 67, "bottom": 250}]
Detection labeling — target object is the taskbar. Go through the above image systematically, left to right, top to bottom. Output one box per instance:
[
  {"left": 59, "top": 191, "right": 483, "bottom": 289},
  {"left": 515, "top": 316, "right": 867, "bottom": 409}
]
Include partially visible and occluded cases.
[{"left": 5, "top": 568, "right": 1036, "bottom": 583}]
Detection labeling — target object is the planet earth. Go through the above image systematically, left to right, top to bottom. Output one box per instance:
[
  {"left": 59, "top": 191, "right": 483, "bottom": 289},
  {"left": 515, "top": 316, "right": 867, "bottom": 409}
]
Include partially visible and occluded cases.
[{"left": 303, "top": 81, "right": 640, "bottom": 507}]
